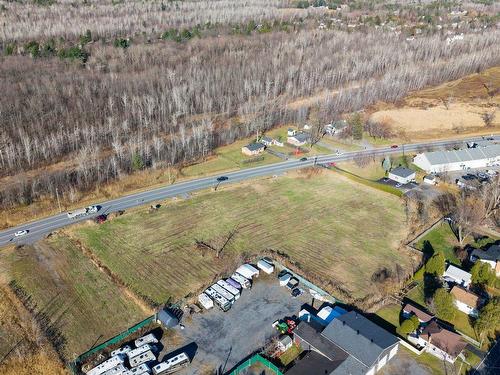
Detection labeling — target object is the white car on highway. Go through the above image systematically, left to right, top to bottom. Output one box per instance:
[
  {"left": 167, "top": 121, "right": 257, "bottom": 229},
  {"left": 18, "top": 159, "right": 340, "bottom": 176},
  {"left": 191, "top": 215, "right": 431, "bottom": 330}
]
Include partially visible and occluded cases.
[{"left": 14, "top": 230, "right": 28, "bottom": 237}]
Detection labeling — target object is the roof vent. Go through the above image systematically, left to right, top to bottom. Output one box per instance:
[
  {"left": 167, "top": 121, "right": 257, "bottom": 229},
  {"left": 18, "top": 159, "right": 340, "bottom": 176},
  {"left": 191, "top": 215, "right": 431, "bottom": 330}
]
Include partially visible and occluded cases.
[
  {"left": 342, "top": 320, "right": 346, "bottom": 326},
  {"left": 356, "top": 330, "right": 360, "bottom": 335},
  {"left": 370, "top": 338, "right": 374, "bottom": 343}
]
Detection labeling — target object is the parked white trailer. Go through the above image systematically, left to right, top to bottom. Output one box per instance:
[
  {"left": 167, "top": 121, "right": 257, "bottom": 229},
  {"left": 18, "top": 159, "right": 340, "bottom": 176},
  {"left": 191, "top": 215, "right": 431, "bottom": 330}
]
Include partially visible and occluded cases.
[
  {"left": 67, "top": 207, "right": 89, "bottom": 219},
  {"left": 257, "top": 260, "right": 274, "bottom": 274},
  {"left": 236, "top": 264, "right": 259, "bottom": 279},
  {"left": 231, "top": 273, "right": 251, "bottom": 289},
  {"left": 217, "top": 280, "right": 240, "bottom": 300},
  {"left": 211, "top": 284, "right": 235, "bottom": 303},
  {"left": 205, "top": 287, "right": 231, "bottom": 311},
  {"left": 198, "top": 293, "right": 214, "bottom": 310},
  {"left": 134, "top": 333, "right": 158, "bottom": 348},
  {"left": 111, "top": 345, "right": 132, "bottom": 358},
  {"left": 127, "top": 345, "right": 153, "bottom": 361},
  {"left": 130, "top": 350, "right": 156, "bottom": 368},
  {"left": 152, "top": 352, "right": 189, "bottom": 374},
  {"left": 87, "top": 356, "right": 124, "bottom": 375},
  {"left": 102, "top": 364, "right": 127, "bottom": 375},
  {"left": 122, "top": 364, "right": 150, "bottom": 375}
]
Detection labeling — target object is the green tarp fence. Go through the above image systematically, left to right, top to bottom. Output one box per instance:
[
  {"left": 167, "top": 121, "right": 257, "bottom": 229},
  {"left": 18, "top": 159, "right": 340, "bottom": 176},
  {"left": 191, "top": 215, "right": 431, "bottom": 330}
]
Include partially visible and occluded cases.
[
  {"left": 69, "top": 315, "right": 156, "bottom": 374},
  {"left": 229, "top": 354, "right": 283, "bottom": 375}
]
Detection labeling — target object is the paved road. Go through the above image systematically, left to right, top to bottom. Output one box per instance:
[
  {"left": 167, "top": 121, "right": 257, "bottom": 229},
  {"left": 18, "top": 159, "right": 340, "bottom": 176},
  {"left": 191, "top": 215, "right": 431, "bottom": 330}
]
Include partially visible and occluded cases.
[{"left": 1, "top": 135, "right": 498, "bottom": 247}]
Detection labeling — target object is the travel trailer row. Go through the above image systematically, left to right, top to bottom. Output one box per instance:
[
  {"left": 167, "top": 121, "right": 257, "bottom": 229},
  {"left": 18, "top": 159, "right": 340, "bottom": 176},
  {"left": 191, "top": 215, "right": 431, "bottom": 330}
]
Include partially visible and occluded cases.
[
  {"left": 198, "top": 260, "right": 274, "bottom": 312},
  {"left": 86, "top": 333, "right": 189, "bottom": 375}
]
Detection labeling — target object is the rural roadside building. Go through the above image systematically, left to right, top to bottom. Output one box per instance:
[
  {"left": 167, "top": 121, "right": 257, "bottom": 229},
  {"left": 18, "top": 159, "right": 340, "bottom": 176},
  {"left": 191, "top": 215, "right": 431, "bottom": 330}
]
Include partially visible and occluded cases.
[
  {"left": 287, "top": 133, "right": 310, "bottom": 147},
  {"left": 260, "top": 136, "right": 274, "bottom": 146},
  {"left": 241, "top": 142, "right": 265, "bottom": 156},
  {"left": 413, "top": 144, "right": 500, "bottom": 173},
  {"left": 388, "top": 167, "right": 416, "bottom": 184},
  {"left": 470, "top": 244, "right": 500, "bottom": 276},
  {"left": 443, "top": 264, "right": 471, "bottom": 288},
  {"left": 450, "top": 286, "right": 481, "bottom": 317},
  {"left": 157, "top": 309, "right": 179, "bottom": 328},
  {"left": 290, "top": 311, "right": 399, "bottom": 374},
  {"left": 416, "top": 320, "right": 466, "bottom": 363}
]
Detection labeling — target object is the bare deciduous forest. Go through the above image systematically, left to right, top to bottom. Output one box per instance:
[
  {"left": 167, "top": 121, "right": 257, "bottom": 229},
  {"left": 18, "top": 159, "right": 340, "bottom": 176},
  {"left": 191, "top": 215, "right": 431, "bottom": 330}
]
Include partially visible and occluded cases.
[{"left": 0, "top": 0, "right": 499, "bottom": 209}]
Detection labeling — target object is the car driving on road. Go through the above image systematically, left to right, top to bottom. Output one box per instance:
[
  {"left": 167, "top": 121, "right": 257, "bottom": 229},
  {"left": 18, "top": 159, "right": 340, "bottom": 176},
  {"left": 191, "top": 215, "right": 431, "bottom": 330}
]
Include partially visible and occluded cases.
[{"left": 14, "top": 230, "right": 28, "bottom": 237}]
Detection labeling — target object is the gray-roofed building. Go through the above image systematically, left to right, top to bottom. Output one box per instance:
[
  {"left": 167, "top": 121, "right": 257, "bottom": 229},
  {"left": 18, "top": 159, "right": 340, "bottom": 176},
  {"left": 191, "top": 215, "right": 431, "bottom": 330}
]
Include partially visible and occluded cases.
[
  {"left": 287, "top": 133, "right": 310, "bottom": 147},
  {"left": 241, "top": 142, "right": 265, "bottom": 156},
  {"left": 413, "top": 145, "right": 500, "bottom": 173},
  {"left": 388, "top": 167, "right": 416, "bottom": 184},
  {"left": 470, "top": 244, "right": 500, "bottom": 276},
  {"left": 157, "top": 309, "right": 179, "bottom": 328},
  {"left": 290, "top": 311, "right": 399, "bottom": 375},
  {"left": 322, "top": 311, "right": 400, "bottom": 374}
]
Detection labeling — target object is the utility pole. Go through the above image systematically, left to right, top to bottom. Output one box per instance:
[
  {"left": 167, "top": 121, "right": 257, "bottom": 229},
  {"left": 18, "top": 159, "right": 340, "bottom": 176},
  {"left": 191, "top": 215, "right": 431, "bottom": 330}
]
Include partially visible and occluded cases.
[{"left": 55, "top": 187, "right": 62, "bottom": 213}]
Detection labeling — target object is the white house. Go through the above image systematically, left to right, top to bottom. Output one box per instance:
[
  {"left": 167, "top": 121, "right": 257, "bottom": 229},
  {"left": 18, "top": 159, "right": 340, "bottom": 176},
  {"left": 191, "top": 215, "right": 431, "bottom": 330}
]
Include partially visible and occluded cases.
[
  {"left": 287, "top": 128, "right": 297, "bottom": 136},
  {"left": 287, "top": 133, "right": 310, "bottom": 147},
  {"left": 413, "top": 145, "right": 500, "bottom": 173},
  {"left": 388, "top": 167, "right": 416, "bottom": 184},
  {"left": 470, "top": 245, "right": 500, "bottom": 276},
  {"left": 443, "top": 264, "right": 471, "bottom": 288},
  {"left": 450, "top": 286, "right": 480, "bottom": 317}
]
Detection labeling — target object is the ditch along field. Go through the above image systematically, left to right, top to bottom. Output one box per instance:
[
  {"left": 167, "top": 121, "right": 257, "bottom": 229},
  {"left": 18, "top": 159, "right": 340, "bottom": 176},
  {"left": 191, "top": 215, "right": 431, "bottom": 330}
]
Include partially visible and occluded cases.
[
  {"left": 70, "top": 169, "right": 413, "bottom": 305},
  {"left": 0, "top": 236, "right": 148, "bottom": 360},
  {"left": 0, "top": 279, "right": 67, "bottom": 375}
]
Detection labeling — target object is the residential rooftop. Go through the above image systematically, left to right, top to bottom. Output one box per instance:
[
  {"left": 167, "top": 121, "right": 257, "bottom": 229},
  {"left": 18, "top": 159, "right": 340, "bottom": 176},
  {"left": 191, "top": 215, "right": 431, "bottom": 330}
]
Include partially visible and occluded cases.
[{"left": 471, "top": 244, "right": 500, "bottom": 262}]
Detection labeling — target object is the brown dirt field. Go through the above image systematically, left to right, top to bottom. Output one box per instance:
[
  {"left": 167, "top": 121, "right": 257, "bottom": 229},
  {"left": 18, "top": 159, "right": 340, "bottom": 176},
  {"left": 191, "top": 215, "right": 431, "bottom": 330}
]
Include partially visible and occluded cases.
[{"left": 369, "top": 66, "right": 500, "bottom": 138}]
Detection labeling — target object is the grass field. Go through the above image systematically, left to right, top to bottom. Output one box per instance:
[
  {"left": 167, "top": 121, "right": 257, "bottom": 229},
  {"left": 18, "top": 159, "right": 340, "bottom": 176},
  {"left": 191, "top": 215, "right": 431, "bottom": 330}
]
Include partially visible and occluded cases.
[
  {"left": 70, "top": 171, "right": 410, "bottom": 305},
  {"left": 0, "top": 236, "right": 147, "bottom": 359},
  {"left": 0, "top": 282, "right": 68, "bottom": 375}
]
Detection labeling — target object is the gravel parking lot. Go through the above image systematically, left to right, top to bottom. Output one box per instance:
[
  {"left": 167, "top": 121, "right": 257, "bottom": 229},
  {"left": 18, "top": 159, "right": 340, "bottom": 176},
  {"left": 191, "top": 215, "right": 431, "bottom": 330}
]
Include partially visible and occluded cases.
[{"left": 168, "top": 275, "right": 310, "bottom": 374}]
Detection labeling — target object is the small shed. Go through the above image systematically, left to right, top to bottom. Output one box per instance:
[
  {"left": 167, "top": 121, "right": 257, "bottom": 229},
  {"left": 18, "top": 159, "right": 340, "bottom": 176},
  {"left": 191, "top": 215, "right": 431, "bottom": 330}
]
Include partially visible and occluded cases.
[
  {"left": 423, "top": 175, "right": 437, "bottom": 185},
  {"left": 157, "top": 309, "right": 179, "bottom": 328},
  {"left": 278, "top": 335, "right": 293, "bottom": 351}
]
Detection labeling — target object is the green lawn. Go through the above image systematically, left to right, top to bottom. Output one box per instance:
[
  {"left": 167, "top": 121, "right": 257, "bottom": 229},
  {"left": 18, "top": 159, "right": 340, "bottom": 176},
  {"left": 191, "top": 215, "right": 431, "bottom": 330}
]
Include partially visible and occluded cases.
[
  {"left": 182, "top": 137, "right": 282, "bottom": 178},
  {"left": 73, "top": 171, "right": 409, "bottom": 304},
  {"left": 416, "top": 222, "right": 461, "bottom": 265},
  {"left": 0, "top": 235, "right": 147, "bottom": 359},
  {"left": 374, "top": 304, "right": 402, "bottom": 332},
  {"left": 453, "top": 311, "right": 478, "bottom": 340},
  {"left": 279, "top": 344, "right": 301, "bottom": 366}
]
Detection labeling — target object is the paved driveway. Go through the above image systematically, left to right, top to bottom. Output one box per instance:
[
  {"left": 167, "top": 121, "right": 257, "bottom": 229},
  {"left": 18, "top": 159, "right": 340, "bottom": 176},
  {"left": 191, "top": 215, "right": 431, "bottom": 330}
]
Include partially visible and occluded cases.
[{"left": 170, "top": 277, "right": 309, "bottom": 374}]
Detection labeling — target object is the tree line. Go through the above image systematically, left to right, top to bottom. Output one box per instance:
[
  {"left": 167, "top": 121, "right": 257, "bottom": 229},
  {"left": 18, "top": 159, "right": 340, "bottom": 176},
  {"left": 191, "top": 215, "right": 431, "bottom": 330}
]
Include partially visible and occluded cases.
[{"left": 0, "top": 27, "right": 499, "bottom": 208}]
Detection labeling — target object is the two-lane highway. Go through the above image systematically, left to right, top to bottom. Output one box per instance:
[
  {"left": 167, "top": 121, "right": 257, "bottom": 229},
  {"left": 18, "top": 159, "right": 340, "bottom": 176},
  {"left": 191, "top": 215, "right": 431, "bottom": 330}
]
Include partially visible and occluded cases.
[{"left": 1, "top": 135, "right": 498, "bottom": 246}]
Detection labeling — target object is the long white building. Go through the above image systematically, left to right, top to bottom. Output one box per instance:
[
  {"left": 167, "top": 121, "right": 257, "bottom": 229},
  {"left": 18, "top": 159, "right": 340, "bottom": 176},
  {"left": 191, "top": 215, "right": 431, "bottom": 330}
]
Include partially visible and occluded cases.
[{"left": 413, "top": 144, "right": 500, "bottom": 173}]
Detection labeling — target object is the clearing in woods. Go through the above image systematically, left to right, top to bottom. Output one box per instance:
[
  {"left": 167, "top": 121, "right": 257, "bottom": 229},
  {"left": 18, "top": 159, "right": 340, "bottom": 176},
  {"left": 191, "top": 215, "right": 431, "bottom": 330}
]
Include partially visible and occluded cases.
[
  {"left": 369, "top": 66, "right": 500, "bottom": 138},
  {"left": 72, "top": 171, "right": 411, "bottom": 304},
  {"left": 0, "top": 236, "right": 147, "bottom": 359}
]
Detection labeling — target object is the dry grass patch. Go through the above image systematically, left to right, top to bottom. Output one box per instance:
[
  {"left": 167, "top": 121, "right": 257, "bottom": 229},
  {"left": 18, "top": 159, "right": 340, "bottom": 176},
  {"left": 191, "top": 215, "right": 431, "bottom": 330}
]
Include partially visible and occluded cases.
[
  {"left": 72, "top": 171, "right": 413, "bottom": 304},
  {"left": 0, "top": 236, "right": 147, "bottom": 360},
  {"left": 0, "top": 282, "right": 67, "bottom": 375}
]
